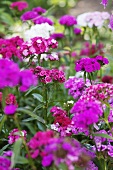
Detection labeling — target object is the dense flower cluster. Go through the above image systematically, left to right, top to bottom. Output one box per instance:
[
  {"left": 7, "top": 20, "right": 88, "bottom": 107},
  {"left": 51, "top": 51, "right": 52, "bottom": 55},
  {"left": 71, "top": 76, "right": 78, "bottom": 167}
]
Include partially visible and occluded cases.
[
  {"left": 10, "top": 1, "right": 28, "bottom": 11},
  {"left": 20, "top": 6, "right": 46, "bottom": 21},
  {"left": 32, "top": 6, "right": 46, "bottom": 14},
  {"left": 77, "top": 12, "right": 110, "bottom": 28},
  {"left": 59, "top": 15, "right": 77, "bottom": 26},
  {"left": 33, "top": 16, "right": 54, "bottom": 25},
  {"left": 24, "top": 23, "right": 54, "bottom": 40},
  {"left": 73, "top": 28, "right": 82, "bottom": 35},
  {"left": 0, "top": 36, "right": 24, "bottom": 60},
  {"left": 20, "top": 37, "right": 58, "bottom": 57},
  {"left": 80, "top": 42, "right": 104, "bottom": 57},
  {"left": 40, "top": 52, "right": 59, "bottom": 61},
  {"left": 75, "top": 56, "right": 109, "bottom": 73},
  {"left": 0, "top": 59, "right": 37, "bottom": 91},
  {"left": 32, "top": 66, "right": 65, "bottom": 83},
  {"left": 65, "top": 77, "right": 90, "bottom": 100},
  {"left": 80, "top": 83, "right": 113, "bottom": 101},
  {"left": 71, "top": 100, "right": 103, "bottom": 129},
  {"left": 50, "top": 106, "right": 72, "bottom": 136},
  {"left": 8, "top": 129, "right": 27, "bottom": 144},
  {"left": 94, "top": 129, "right": 113, "bottom": 157},
  {"left": 28, "top": 130, "right": 92, "bottom": 170}
]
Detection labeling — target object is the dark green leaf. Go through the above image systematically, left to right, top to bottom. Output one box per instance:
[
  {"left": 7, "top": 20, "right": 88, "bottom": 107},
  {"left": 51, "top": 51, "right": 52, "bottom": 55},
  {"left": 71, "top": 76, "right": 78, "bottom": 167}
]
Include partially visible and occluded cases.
[
  {"left": 32, "top": 93, "right": 43, "bottom": 102},
  {"left": 37, "top": 122, "right": 46, "bottom": 131},
  {"left": 0, "top": 144, "right": 9, "bottom": 155}
]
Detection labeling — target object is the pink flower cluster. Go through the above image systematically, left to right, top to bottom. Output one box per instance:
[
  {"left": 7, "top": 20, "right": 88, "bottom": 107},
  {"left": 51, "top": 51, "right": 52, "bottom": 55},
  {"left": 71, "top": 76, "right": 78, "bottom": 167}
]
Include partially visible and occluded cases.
[
  {"left": 101, "top": 0, "right": 108, "bottom": 8},
  {"left": 10, "top": 1, "right": 28, "bottom": 11},
  {"left": 59, "top": 15, "right": 77, "bottom": 26},
  {"left": 0, "top": 36, "right": 24, "bottom": 60},
  {"left": 20, "top": 37, "right": 58, "bottom": 57},
  {"left": 80, "top": 42, "right": 104, "bottom": 57},
  {"left": 75, "top": 56, "right": 109, "bottom": 73},
  {"left": 0, "top": 59, "right": 37, "bottom": 91},
  {"left": 32, "top": 66, "right": 65, "bottom": 84},
  {"left": 80, "top": 83, "right": 113, "bottom": 102},
  {"left": 71, "top": 100, "right": 103, "bottom": 129},
  {"left": 50, "top": 106, "right": 72, "bottom": 136},
  {"left": 8, "top": 129, "right": 27, "bottom": 144},
  {"left": 28, "top": 130, "right": 92, "bottom": 170}
]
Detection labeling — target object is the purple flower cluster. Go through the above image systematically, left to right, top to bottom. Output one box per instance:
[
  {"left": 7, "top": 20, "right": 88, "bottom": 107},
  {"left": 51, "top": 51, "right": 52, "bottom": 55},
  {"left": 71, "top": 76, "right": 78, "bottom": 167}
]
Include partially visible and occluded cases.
[
  {"left": 101, "top": 0, "right": 108, "bottom": 8},
  {"left": 10, "top": 1, "right": 28, "bottom": 11},
  {"left": 32, "top": 6, "right": 46, "bottom": 14},
  {"left": 59, "top": 15, "right": 77, "bottom": 26},
  {"left": 33, "top": 16, "right": 54, "bottom": 25},
  {"left": 73, "top": 28, "right": 82, "bottom": 35},
  {"left": 51, "top": 33, "right": 65, "bottom": 40},
  {"left": 0, "top": 36, "right": 24, "bottom": 60},
  {"left": 20, "top": 37, "right": 58, "bottom": 57},
  {"left": 75, "top": 56, "right": 109, "bottom": 73},
  {"left": 0, "top": 59, "right": 37, "bottom": 91},
  {"left": 32, "top": 66, "right": 65, "bottom": 84},
  {"left": 64, "top": 77, "right": 90, "bottom": 100},
  {"left": 80, "top": 83, "right": 113, "bottom": 101},
  {"left": 71, "top": 100, "right": 103, "bottom": 129},
  {"left": 50, "top": 106, "right": 72, "bottom": 136},
  {"left": 8, "top": 128, "right": 27, "bottom": 144},
  {"left": 94, "top": 129, "right": 113, "bottom": 157},
  {"left": 28, "top": 130, "right": 92, "bottom": 169},
  {"left": 0, "top": 156, "right": 11, "bottom": 170},
  {"left": 86, "top": 161, "right": 98, "bottom": 170}
]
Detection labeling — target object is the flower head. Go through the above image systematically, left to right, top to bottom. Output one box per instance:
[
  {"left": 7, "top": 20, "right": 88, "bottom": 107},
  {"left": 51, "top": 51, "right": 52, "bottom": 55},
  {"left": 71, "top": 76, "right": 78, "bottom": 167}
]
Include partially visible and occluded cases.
[
  {"left": 101, "top": 0, "right": 108, "bottom": 8},
  {"left": 10, "top": 1, "right": 28, "bottom": 11},
  {"left": 59, "top": 15, "right": 77, "bottom": 26},
  {"left": 4, "top": 105, "right": 17, "bottom": 115}
]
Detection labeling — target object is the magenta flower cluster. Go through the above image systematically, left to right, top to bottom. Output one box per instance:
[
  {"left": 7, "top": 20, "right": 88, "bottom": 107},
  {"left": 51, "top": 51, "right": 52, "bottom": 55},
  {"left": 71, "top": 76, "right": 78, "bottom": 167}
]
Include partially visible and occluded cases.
[
  {"left": 101, "top": 0, "right": 108, "bottom": 8},
  {"left": 10, "top": 1, "right": 28, "bottom": 11},
  {"left": 59, "top": 15, "right": 77, "bottom": 26},
  {"left": 33, "top": 16, "right": 54, "bottom": 25},
  {"left": 51, "top": 33, "right": 65, "bottom": 40},
  {"left": 0, "top": 36, "right": 24, "bottom": 60},
  {"left": 20, "top": 37, "right": 58, "bottom": 57},
  {"left": 75, "top": 56, "right": 109, "bottom": 73},
  {"left": 0, "top": 59, "right": 37, "bottom": 91},
  {"left": 32, "top": 66, "right": 65, "bottom": 84},
  {"left": 64, "top": 77, "right": 90, "bottom": 100},
  {"left": 80, "top": 83, "right": 113, "bottom": 101},
  {"left": 71, "top": 100, "right": 103, "bottom": 129},
  {"left": 50, "top": 106, "right": 72, "bottom": 136},
  {"left": 8, "top": 128, "right": 27, "bottom": 144},
  {"left": 28, "top": 130, "right": 92, "bottom": 169}
]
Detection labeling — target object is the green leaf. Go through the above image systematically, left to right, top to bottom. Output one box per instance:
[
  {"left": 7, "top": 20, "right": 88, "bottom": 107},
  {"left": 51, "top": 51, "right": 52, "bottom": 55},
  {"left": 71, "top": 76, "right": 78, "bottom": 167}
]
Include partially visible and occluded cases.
[
  {"left": 0, "top": 12, "right": 14, "bottom": 25},
  {"left": 63, "top": 46, "right": 71, "bottom": 51},
  {"left": 25, "top": 86, "right": 38, "bottom": 96},
  {"left": 32, "top": 93, "right": 43, "bottom": 102},
  {"left": 33, "top": 104, "right": 43, "bottom": 113},
  {"left": 104, "top": 105, "right": 110, "bottom": 120},
  {"left": 17, "top": 108, "right": 45, "bottom": 124},
  {"left": 22, "top": 117, "right": 36, "bottom": 122},
  {"left": 23, "top": 122, "right": 36, "bottom": 135},
  {"left": 37, "top": 122, "right": 46, "bottom": 131},
  {"left": 93, "top": 133, "right": 113, "bottom": 140},
  {"left": 11, "top": 138, "right": 22, "bottom": 168},
  {"left": 0, "top": 144, "right": 9, "bottom": 155},
  {"left": 16, "top": 156, "right": 29, "bottom": 164},
  {"left": 58, "top": 163, "right": 68, "bottom": 170}
]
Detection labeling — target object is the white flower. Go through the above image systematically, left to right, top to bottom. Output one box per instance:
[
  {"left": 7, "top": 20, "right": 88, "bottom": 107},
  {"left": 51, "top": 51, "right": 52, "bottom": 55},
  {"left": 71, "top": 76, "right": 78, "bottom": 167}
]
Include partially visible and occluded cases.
[
  {"left": 77, "top": 11, "right": 110, "bottom": 28},
  {"left": 24, "top": 23, "right": 54, "bottom": 41}
]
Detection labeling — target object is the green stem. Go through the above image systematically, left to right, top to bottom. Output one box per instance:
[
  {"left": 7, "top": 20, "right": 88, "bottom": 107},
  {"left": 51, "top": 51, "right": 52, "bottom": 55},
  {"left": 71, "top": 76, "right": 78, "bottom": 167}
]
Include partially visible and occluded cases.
[
  {"left": 14, "top": 114, "right": 36, "bottom": 170},
  {"left": 0, "top": 115, "right": 7, "bottom": 132}
]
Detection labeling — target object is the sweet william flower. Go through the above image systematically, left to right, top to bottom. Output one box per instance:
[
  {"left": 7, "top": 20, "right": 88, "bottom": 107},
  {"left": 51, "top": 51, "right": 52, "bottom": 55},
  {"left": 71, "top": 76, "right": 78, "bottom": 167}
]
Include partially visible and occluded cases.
[
  {"left": 101, "top": 0, "right": 108, "bottom": 8},
  {"left": 10, "top": 1, "right": 28, "bottom": 11},
  {"left": 109, "top": 14, "right": 113, "bottom": 31},
  {"left": 59, "top": 15, "right": 77, "bottom": 26},
  {"left": 4, "top": 105, "right": 17, "bottom": 115}
]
